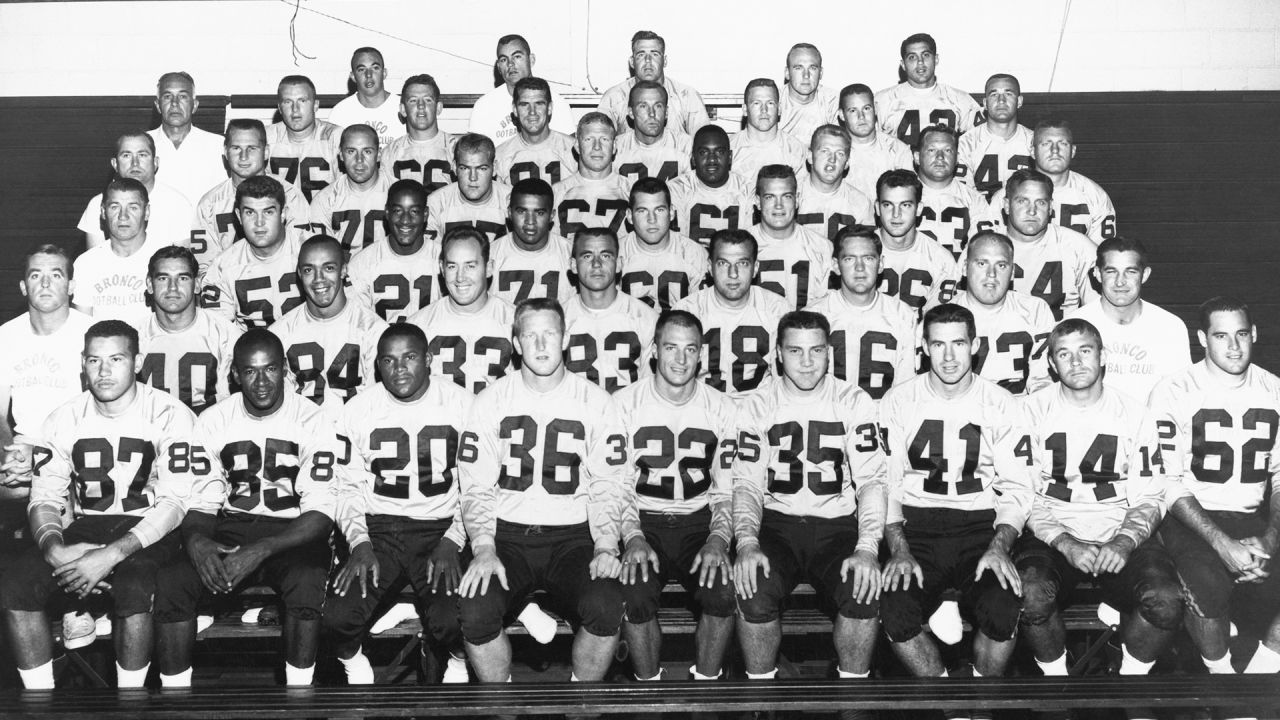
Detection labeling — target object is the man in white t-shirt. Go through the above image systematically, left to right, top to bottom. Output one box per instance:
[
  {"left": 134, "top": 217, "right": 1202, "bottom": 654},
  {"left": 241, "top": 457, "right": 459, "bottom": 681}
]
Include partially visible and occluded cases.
[
  {"left": 469, "top": 34, "right": 576, "bottom": 145},
  {"left": 327, "top": 47, "right": 405, "bottom": 149},
  {"left": 148, "top": 71, "right": 225, "bottom": 203},
  {"left": 78, "top": 133, "right": 194, "bottom": 249},
  {"left": 73, "top": 178, "right": 168, "bottom": 330}
]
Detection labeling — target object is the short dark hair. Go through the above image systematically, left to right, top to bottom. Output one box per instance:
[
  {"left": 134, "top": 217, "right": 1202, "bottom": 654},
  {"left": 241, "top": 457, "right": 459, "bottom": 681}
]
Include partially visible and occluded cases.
[
  {"left": 631, "top": 30, "right": 665, "bottom": 52},
  {"left": 900, "top": 33, "right": 937, "bottom": 57},
  {"left": 496, "top": 34, "right": 530, "bottom": 53},
  {"left": 351, "top": 46, "right": 384, "bottom": 65},
  {"left": 401, "top": 73, "right": 442, "bottom": 100},
  {"left": 985, "top": 73, "right": 1021, "bottom": 95},
  {"left": 277, "top": 74, "right": 317, "bottom": 97},
  {"left": 513, "top": 76, "right": 551, "bottom": 102},
  {"left": 744, "top": 77, "right": 779, "bottom": 101},
  {"left": 628, "top": 80, "right": 668, "bottom": 107},
  {"left": 838, "top": 83, "right": 874, "bottom": 106},
  {"left": 225, "top": 118, "right": 267, "bottom": 146},
  {"left": 1034, "top": 119, "right": 1075, "bottom": 144},
  {"left": 916, "top": 123, "right": 957, "bottom": 152},
  {"left": 340, "top": 124, "right": 378, "bottom": 148},
  {"left": 693, "top": 124, "right": 729, "bottom": 149},
  {"left": 114, "top": 132, "right": 156, "bottom": 157},
  {"left": 454, "top": 133, "right": 496, "bottom": 164},
  {"left": 756, "top": 164, "right": 796, "bottom": 193},
  {"left": 1005, "top": 168, "right": 1054, "bottom": 199},
  {"left": 876, "top": 169, "right": 922, "bottom": 203},
  {"left": 235, "top": 175, "right": 286, "bottom": 210},
  {"left": 104, "top": 177, "right": 149, "bottom": 205},
  {"left": 510, "top": 177, "right": 554, "bottom": 206},
  {"left": 629, "top": 177, "right": 672, "bottom": 207},
  {"left": 387, "top": 178, "right": 428, "bottom": 207},
  {"left": 441, "top": 225, "right": 491, "bottom": 263},
  {"left": 834, "top": 226, "right": 882, "bottom": 256},
  {"left": 573, "top": 227, "right": 619, "bottom": 255},
  {"left": 709, "top": 228, "right": 757, "bottom": 263},
  {"left": 299, "top": 234, "right": 345, "bottom": 266},
  {"left": 1096, "top": 236, "right": 1150, "bottom": 271},
  {"left": 26, "top": 244, "right": 73, "bottom": 279},
  {"left": 148, "top": 245, "right": 198, "bottom": 278},
  {"left": 1200, "top": 296, "right": 1253, "bottom": 332},
  {"left": 513, "top": 297, "right": 565, "bottom": 335},
  {"left": 923, "top": 303, "right": 976, "bottom": 342},
  {"left": 654, "top": 309, "right": 703, "bottom": 343},
  {"left": 777, "top": 310, "right": 830, "bottom": 345},
  {"left": 1048, "top": 318, "right": 1103, "bottom": 354},
  {"left": 85, "top": 319, "right": 139, "bottom": 356},
  {"left": 378, "top": 322, "right": 428, "bottom": 355},
  {"left": 234, "top": 328, "right": 285, "bottom": 365}
]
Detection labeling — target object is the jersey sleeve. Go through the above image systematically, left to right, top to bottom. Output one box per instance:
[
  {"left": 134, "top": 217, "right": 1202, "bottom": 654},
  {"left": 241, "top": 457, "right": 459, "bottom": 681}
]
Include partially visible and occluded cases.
[
  {"left": 199, "top": 260, "right": 238, "bottom": 324},
  {"left": 1028, "top": 301, "right": 1056, "bottom": 394},
  {"left": 1145, "top": 380, "right": 1193, "bottom": 506},
  {"left": 847, "top": 390, "right": 888, "bottom": 555},
  {"left": 731, "top": 391, "right": 770, "bottom": 548},
  {"left": 880, "top": 393, "right": 909, "bottom": 526},
  {"left": 458, "top": 394, "right": 501, "bottom": 550},
  {"left": 585, "top": 396, "right": 629, "bottom": 552},
  {"left": 707, "top": 400, "right": 740, "bottom": 545},
  {"left": 991, "top": 400, "right": 1036, "bottom": 532},
  {"left": 129, "top": 402, "right": 198, "bottom": 548},
  {"left": 334, "top": 404, "right": 372, "bottom": 547},
  {"left": 1115, "top": 410, "right": 1168, "bottom": 546},
  {"left": 28, "top": 414, "right": 73, "bottom": 543},
  {"left": 295, "top": 416, "right": 344, "bottom": 519},
  {"left": 188, "top": 419, "right": 229, "bottom": 515}
]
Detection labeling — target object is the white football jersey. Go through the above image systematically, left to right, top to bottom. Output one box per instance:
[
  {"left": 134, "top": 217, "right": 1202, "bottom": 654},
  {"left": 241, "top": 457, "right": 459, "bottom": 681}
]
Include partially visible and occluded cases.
[
  {"left": 598, "top": 76, "right": 710, "bottom": 138},
  {"left": 874, "top": 81, "right": 981, "bottom": 147},
  {"left": 779, "top": 85, "right": 839, "bottom": 147},
  {"left": 266, "top": 120, "right": 342, "bottom": 203},
  {"left": 956, "top": 123, "right": 1034, "bottom": 199},
  {"left": 614, "top": 129, "right": 691, "bottom": 185},
  {"left": 730, "top": 130, "right": 808, "bottom": 188},
  {"left": 493, "top": 131, "right": 578, "bottom": 186},
  {"left": 380, "top": 132, "right": 458, "bottom": 193},
  {"left": 846, "top": 133, "right": 913, "bottom": 200},
  {"left": 668, "top": 171, "right": 753, "bottom": 248},
  {"left": 796, "top": 171, "right": 875, "bottom": 242},
  {"left": 984, "top": 171, "right": 1116, "bottom": 244},
  {"left": 552, "top": 172, "right": 631, "bottom": 238},
  {"left": 308, "top": 173, "right": 394, "bottom": 254},
  {"left": 194, "top": 177, "right": 311, "bottom": 268},
  {"left": 918, "top": 178, "right": 987, "bottom": 260},
  {"left": 425, "top": 182, "right": 511, "bottom": 243},
  {"left": 749, "top": 223, "right": 835, "bottom": 310},
  {"left": 956, "top": 224, "right": 1097, "bottom": 321},
  {"left": 617, "top": 230, "right": 709, "bottom": 310},
  {"left": 200, "top": 233, "right": 303, "bottom": 329},
  {"left": 489, "top": 233, "right": 575, "bottom": 306},
  {"left": 879, "top": 234, "right": 961, "bottom": 317},
  {"left": 347, "top": 238, "right": 443, "bottom": 322},
  {"left": 673, "top": 286, "right": 790, "bottom": 396},
  {"left": 947, "top": 290, "right": 1054, "bottom": 396},
  {"left": 808, "top": 291, "right": 917, "bottom": 400},
  {"left": 564, "top": 292, "right": 659, "bottom": 393},
  {"left": 406, "top": 295, "right": 516, "bottom": 395},
  {"left": 269, "top": 300, "right": 388, "bottom": 418},
  {"left": 1067, "top": 300, "right": 1192, "bottom": 403},
  {"left": 138, "top": 309, "right": 242, "bottom": 415},
  {"left": 0, "top": 310, "right": 93, "bottom": 437}
]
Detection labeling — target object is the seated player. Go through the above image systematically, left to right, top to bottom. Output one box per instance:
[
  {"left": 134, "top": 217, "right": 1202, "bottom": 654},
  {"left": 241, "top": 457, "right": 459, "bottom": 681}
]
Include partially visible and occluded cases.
[
  {"left": 598, "top": 30, "right": 710, "bottom": 137},
  {"left": 875, "top": 33, "right": 980, "bottom": 147},
  {"left": 469, "top": 34, "right": 576, "bottom": 144},
  {"left": 778, "top": 43, "right": 838, "bottom": 147},
  {"left": 327, "top": 47, "right": 404, "bottom": 148},
  {"left": 149, "top": 71, "right": 226, "bottom": 205},
  {"left": 380, "top": 74, "right": 457, "bottom": 193},
  {"left": 957, "top": 74, "right": 1033, "bottom": 199},
  {"left": 267, "top": 75, "right": 341, "bottom": 203},
  {"left": 493, "top": 77, "right": 577, "bottom": 185},
  {"left": 730, "top": 79, "right": 808, "bottom": 185},
  {"left": 614, "top": 80, "right": 692, "bottom": 185},
  {"left": 840, "top": 83, "right": 913, "bottom": 200},
  {"left": 553, "top": 113, "right": 631, "bottom": 238},
  {"left": 309, "top": 124, "right": 393, "bottom": 254},
  {"left": 915, "top": 124, "right": 987, "bottom": 260},
  {"left": 669, "top": 125, "right": 753, "bottom": 248},
  {"left": 796, "top": 125, "right": 874, "bottom": 243},
  {"left": 78, "top": 132, "right": 193, "bottom": 250},
  {"left": 426, "top": 133, "right": 511, "bottom": 244},
  {"left": 748, "top": 165, "right": 834, "bottom": 310},
  {"left": 875, "top": 169, "right": 960, "bottom": 317},
  {"left": 201, "top": 176, "right": 304, "bottom": 329},
  {"left": 618, "top": 177, "right": 709, "bottom": 310},
  {"left": 74, "top": 178, "right": 167, "bottom": 330},
  {"left": 490, "top": 178, "right": 574, "bottom": 306},
  {"left": 347, "top": 179, "right": 442, "bottom": 322},
  {"left": 407, "top": 227, "right": 515, "bottom": 394},
  {"left": 808, "top": 227, "right": 917, "bottom": 399},
  {"left": 564, "top": 228, "right": 658, "bottom": 392},
  {"left": 674, "top": 229, "right": 790, "bottom": 396},
  {"left": 942, "top": 232, "right": 1053, "bottom": 395},
  {"left": 270, "top": 235, "right": 387, "bottom": 420},
  {"left": 139, "top": 245, "right": 242, "bottom": 415},
  {"left": 1151, "top": 297, "right": 1280, "bottom": 678},
  {"left": 456, "top": 298, "right": 628, "bottom": 683},
  {"left": 879, "top": 304, "right": 1033, "bottom": 688},
  {"left": 614, "top": 310, "right": 738, "bottom": 681},
  {"left": 734, "top": 311, "right": 888, "bottom": 682},
  {"left": 1017, "top": 318, "right": 1182, "bottom": 679},
  {"left": 0, "top": 320, "right": 196, "bottom": 689},
  {"left": 326, "top": 323, "right": 473, "bottom": 684},
  {"left": 155, "top": 329, "right": 341, "bottom": 687}
]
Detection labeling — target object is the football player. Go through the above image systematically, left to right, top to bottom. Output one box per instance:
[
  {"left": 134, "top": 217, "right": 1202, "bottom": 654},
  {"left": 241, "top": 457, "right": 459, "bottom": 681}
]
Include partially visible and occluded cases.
[
  {"left": 598, "top": 30, "right": 710, "bottom": 137},
  {"left": 874, "top": 33, "right": 980, "bottom": 147},
  {"left": 469, "top": 34, "right": 576, "bottom": 144},
  {"left": 779, "top": 43, "right": 839, "bottom": 147},
  {"left": 327, "top": 47, "right": 404, "bottom": 148},
  {"left": 148, "top": 71, "right": 225, "bottom": 203},
  {"left": 380, "top": 74, "right": 457, "bottom": 193},
  {"left": 957, "top": 74, "right": 1033, "bottom": 199},
  {"left": 267, "top": 75, "right": 341, "bottom": 203},
  {"left": 493, "top": 77, "right": 578, "bottom": 185},
  {"left": 731, "top": 79, "right": 808, "bottom": 185},
  {"left": 614, "top": 80, "right": 692, "bottom": 185},
  {"left": 840, "top": 83, "right": 913, "bottom": 200},
  {"left": 553, "top": 113, "right": 631, "bottom": 238},
  {"left": 309, "top": 124, "right": 393, "bottom": 255},
  {"left": 669, "top": 125, "right": 753, "bottom": 248},
  {"left": 796, "top": 125, "right": 874, "bottom": 243},
  {"left": 914, "top": 125, "right": 987, "bottom": 260},
  {"left": 78, "top": 133, "right": 194, "bottom": 250},
  {"left": 425, "top": 133, "right": 511, "bottom": 243},
  {"left": 748, "top": 165, "right": 835, "bottom": 310},
  {"left": 875, "top": 169, "right": 960, "bottom": 317},
  {"left": 618, "top": 177, "right": 709, "bottom": 310},
  {"left": 73, "top": 178, "right": 165, "bottom": 330},
  {"left": 490, "top": 178, "right": 574, "bottom": 305},
  {"left": 347, "top": 179, "right": 442, "bottom": 322}
]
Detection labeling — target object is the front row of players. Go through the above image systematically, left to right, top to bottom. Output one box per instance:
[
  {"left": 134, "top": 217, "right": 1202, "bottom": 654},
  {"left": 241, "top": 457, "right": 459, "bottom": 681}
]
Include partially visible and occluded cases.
[{"left": 3, "top": 287, "right": 1279, "bottom": 690}]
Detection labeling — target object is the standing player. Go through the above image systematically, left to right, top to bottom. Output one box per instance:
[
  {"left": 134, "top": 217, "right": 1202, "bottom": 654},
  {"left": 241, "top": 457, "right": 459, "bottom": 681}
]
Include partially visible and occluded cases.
[
  {"left": 598, "top": 30, "right": 710, "bottom": 137},
  {"left": 875, "top": 33, "right": 981, "bottom": 147},
  {"left": 469, "top": 34, "right": 576, "bottom": 145},
  {"left": 779, "top": 44, "right": 838, "bottom": 147},
  {"left": 327, "top": 47, "right": 404, "bottom": 148},
  {"left": 149, "top": 71, "right": 225, "bottom": 204},
  {"left": 380, "top": 74, "right": 457, "bottom": 193},
  {"left": 957, "top": 74, "right": 1033, "bottom": 199},
  {"left": 267, "top": 75, "right": 341, "bottom": 203},
  {"left": 493, "top": 77, "right": 577, "bottom": 186},
  {"left": 730, "top": 79, "right": 808, "bottom": 185},
  {"left": 614, "top": 81, "right": 692, "bottom": 185},
  {"left": 840, "top": 83, "right": 913, "bottom": 200},
  {"left": 553, "top": 114, "right": 632, "bottom": 238},
  {"left": 309, "top": 124, "right": 393, "bottom": 255},
  {"left": 669, "top": 125, "right": 753, "bottom": 248},
  {"left": 796, "top": 125, "right": 875, "bottom": 243},
  {"left": 915, "top": 125, "right": 987, "bottom": 260},
  {"left": 78, "top": 133, "right": 194, "bottom": 250},
  {"left": 426, "top": 133, "right": 511, "bottom": 244},
  {"left": 748, "top": 165, "right": 835, "bottom": 310},
  {"left": 875, "top": 169, "right": 961, "bottom": 317},
  {"left": 200, "top": 176, "right": 304, "bottom": 329},
  {"left": 618, "top": 177, "right": 709, "bottom": 311},
  {"left": 73, "top": 178, "right": 165, "bottom": 330},
  {"left": 490, "top": 178, "right": 574, "bottom": 306},
  {"left": 347, "top": 179, "right": 442, "bottom": 322},
  {"left": 408, "top": 227, "right": 515, "bottom": 394},
  {"left": 564, "top": 228, "right": 658, "bottom": 392},
  {"left": 808, "top": 228, "right": 917, "bottom": 400},
  {"left": 674, "top": 230, "right": 790, "bottom": 396},
  {"left": 1067, "top": 237, "right": 1190, "bottom": 402},
  {"left": 139, "top": 246, "right": 242, "bottom": 415},
  {"left": 1151, "top": 297, "right": 1280, "bottom": 679},
  {"left": 456, "top": 299, "right": 628, "bottom": 683},
  {"left": 879, "top": 303, "right": 1034, "bottom": 685},
  {"left": 614, "top": 310, "right": 738, "bottom": 682},
  {"left": 733, "top": 311, "right": 887, "bottom": 683},
  {"left": 1016, "top": 318, "right": 1183, "bottom": 679},
  {"left": 0, "top": 320, "right": 195, "bottom": 689},
  {"left": 325, "top": 323, "right": 473, "bottom": 685},
  {"left": 154, "top": 329, "right": 341, "bottom": 688}
]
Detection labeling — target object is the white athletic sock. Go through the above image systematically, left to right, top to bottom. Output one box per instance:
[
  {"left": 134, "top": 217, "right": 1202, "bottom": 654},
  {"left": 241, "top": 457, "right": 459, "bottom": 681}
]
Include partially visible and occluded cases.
[
  {"left": 518, "top": 603, "right": 557, "bottom": 644},
  {"left": 1245, "top": 643, "right": 1280, "bottom": 674},
  {"left": 1119, "top": 644, "right": 1155, "bottom": 675},
  {"left": 1203, "top": 650, "right": 1235, "bottom": 674},
  {"left": 338, "top": 651, "right": 374, "bottom": 685},
  {"left": 1037, "top": 652, "right": 1069, "bottom": 677},
  {"left": 18, "top": 660, "right": 55, "bottom": 690},
  {"left": 284, "top": 661, "right": 315, "bottom": 686},
  {"left": 116, "top": 662, "right": 149, "bottom": 688},
  {"left": 690, "top": 666, "right": 721, "bottom": 680},
  {"left": 160, "top": 667, "right": 193, "bottom": 688},
  {"left": 837, "top": 667, "right": 869, "bottom": 679},
  {"left": 971, "top": 667, "right": 984, "bottom": 678},
  {"left": 634, "top": 668, "right": 663, "bottom": 681},
  {"left": 745, "top": 668, "right": 778, "bottom": 680},
  {"left": 938, "top": 669, "right": 949, "bottom": 678},
  {"left": 569, "top": 672, "right": 581, "bottom": 682}
]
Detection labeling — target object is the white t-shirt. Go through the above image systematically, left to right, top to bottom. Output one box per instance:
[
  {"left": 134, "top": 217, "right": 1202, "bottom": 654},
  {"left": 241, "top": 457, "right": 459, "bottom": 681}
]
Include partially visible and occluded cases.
[
  {"left": 469, "top": 84, "right": 577, "bottom": 146},
  {"left": 326, "top": 93, "right": 406, "bottom": 148},
  {"left": 148, "top": 125, "right": 226, "bottom": 205},
  {"left": 77, "top": 181, "right": 194, "bottom": 248},
  {"left": 72, "top": 239, "right": 164, "bottom": 330},
  {"left": 1067, "top": 299, "right": 1192, "bottom": 403},
  {"left": 0, "top": 310, "right": 94, "bottom": 437}
]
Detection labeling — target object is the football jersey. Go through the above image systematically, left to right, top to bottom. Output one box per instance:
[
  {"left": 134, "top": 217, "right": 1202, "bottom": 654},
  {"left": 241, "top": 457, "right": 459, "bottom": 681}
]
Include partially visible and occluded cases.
[
  {"left": 598, "top": 76, "right": 710, "bottom": 138},
  {"left": 874, "top": 81, "right": 981, "bottom": 147},
  {"left": 468, "top": 85, "right": 578, "bottom": 146},
  {"left": 779, "top": 85, "right": 839, "bottom": 147},
  {"left": 326, "top": 93, "right": 405, "bottom": 148},
  {"left": 265, "top": 120, "right": 342, "bottom": 202},
  {"left": 956, "top": 123, "right": 1034, "bottom": 199},
  {"left": 148, "top": 125, "right": 226, "bottom": 208},
  {"left": 614, "top": 129, "right": 691, "bottom": 185},
  {"left": 729, "top": 129, "right": 808, "bottom": 187},
  {"left": 493, "top": 131, "right": 578, "bottom": 186},
  {"left": 380, "top": 132, "right": 458, "bottom": 194},
  {"left": 846, "top": 133, "right": 913, "bottom": 200},
  {"left": 668, "top": 171, "right": 753, "bottom": 248},
  {"left": 796, "top": 171, "right": 875, "bottom": 242},
  {"left": 984, "top": 171, "right": 1116, "bottom": 244},
  {"left": 552, "top": 172, "right": 631, "bottom": 237},
  {"left": 308, "top": 173, "right": 394, "bottom": 254},
  {"left": 193, "top": 177, "right": 311, "bottom": 268},
  {"left": 919, "top": 178, "right": 987, "bottom": 260},
  {"left": 78, "top": 182, "right": 194, "bottom": 249},
  {"left": 425, "top": 182, "right": 511, "bottom": 243},
  {"left": 749, "top": 223, "right": 836, "bottom": 309},
  {"left": 964, "top": 225, "right": 1097, "bottom": 320},
  {"left": 618, "top": 230, "right": 709, "bottom": 310},
  {"left": 200, "top": 233, "right": 304, "bottom": 329},
  {"left": 489, "top": 233, "right": 575, "bottom": 306},
  {"left": 879, "top": 235, "right": 961, "bottom": 317},
  {"left": 347, "top": 238, "right": 443, "bottom": 322},
  {"left": 73, "top": 239, "right": 166, "bottom": 330},
  {"left": 674, "top": 286, "right": 790, "bottom": 396},
  {"left": 947, "top": 290, "right": 1054, "bottom": 396},
  {"left": 808, "top": 291, "right": 917, "bottom": 400},
  {"left": 564, "top": 292, "right": 659, "bottom": 392},
  {"left": 406, "top": 295, "right": 515, "bottom": 394},
  {"left": 269, "top": 299, "right": 388, "bottom": 418},
  {"left": 1067, "top": 300, "right": 1192, "bottom": 403},
  {"left": 137, "top": 309, "right": 242, "bottom": 415},
  {"left": 0, "top": 310, "right": 93, "bottom": 437},
  {"left": 1148, "top": 362, "right": 1280, "bottom": 514},
  {"left": 458, "top": 370, "right": 629, "bottom": 550},
  {"left": 880, "top": 373, "right": 1034, "bottom": 528},
  {"left": 735, "top": 376, "right": 887, "bottom": 555},
  {"left": 335, "top": 379, "right": 474, "bottom": 549},
  {"left": 29, "top": 384, "right": 195, "bottom": 547},
  {"left": 1023, "top": 384, "right": 1165, "bottom": 546},
  {"left": 188, "top": 390, "right": 342, "bottom": 519}
]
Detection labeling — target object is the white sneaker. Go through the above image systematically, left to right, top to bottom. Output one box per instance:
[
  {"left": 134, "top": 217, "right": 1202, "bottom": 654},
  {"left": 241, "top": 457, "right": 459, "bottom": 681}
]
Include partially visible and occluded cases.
[
  {"left": 60, "top": 611, "right": 96, "bottom": 650},
  {"left": 94, "top": 614, "right": 112, "bottom": 638}
]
